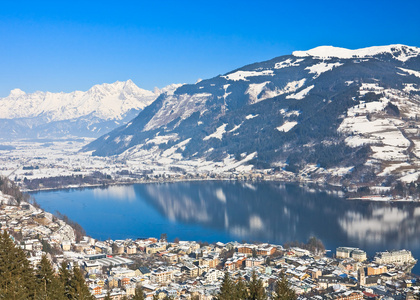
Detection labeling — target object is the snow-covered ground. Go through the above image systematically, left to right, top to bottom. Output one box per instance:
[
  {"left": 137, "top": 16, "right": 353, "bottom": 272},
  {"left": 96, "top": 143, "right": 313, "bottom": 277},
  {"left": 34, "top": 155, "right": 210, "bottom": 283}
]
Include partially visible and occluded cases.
[
  {"left": 293, "top": 44, "right": 420, "bottom": 62},
  {"left": 222, "top": 70, "right": 274, "bottom": 81},
  {"left": 338, "top": 83, "right": 420, "bottom": 183},
  {"left": 286, "top": 85, "right": 314, "bottom": 100},
  {"left": 276, "top": 121, "right": 298, "bottom": 132},
  {"left": 0, "top": 138, "right": 265, "bottom": 187}
]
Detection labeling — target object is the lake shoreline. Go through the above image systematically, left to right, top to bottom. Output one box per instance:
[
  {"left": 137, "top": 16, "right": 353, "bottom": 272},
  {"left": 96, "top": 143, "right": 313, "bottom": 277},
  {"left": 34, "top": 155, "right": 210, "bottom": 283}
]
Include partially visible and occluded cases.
[
  {"left": 25, "top": 176, "right": 420, "bottom": 203},
  {"left": 31, "top": 181, "right": 420, "bottom": 275}
]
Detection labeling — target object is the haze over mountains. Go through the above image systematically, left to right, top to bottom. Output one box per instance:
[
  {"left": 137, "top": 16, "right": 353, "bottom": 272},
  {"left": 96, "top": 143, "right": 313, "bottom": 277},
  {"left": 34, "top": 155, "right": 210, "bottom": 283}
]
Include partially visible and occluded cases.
[
  {"left": 84, "top": 44, "right": 420, "bottom": 188},
  {"left": 0, "top": 80, "right": 181, "bottom": 139}
]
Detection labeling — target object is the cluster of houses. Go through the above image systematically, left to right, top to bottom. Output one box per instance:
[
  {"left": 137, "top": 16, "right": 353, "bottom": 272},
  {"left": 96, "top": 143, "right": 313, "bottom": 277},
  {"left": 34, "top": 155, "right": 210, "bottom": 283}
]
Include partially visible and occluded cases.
[{"left": 1, "top": 194, "right": 420, "bottom": 299}]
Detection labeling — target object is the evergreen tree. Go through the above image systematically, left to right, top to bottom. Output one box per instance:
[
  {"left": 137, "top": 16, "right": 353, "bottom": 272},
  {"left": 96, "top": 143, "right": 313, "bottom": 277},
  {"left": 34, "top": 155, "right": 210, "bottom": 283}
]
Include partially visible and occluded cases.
[
  {"left": 0, "top": 230, "right": 37, "bottom": 299},
  {"left": 252, "top": 248, "right": 257, "bottom": 258},
  {"left": 36, "top": 254, "right": 66, "bottom": 300},
  {"left": 59, "top": 261, "right": 72, "bottom": 298},
  {"left": 68, "top": 265, "right": 94, "bottom": 300},
  {"left": 247, "top": 270, "right": 267, "bottom": 300},
  {"left": 216, "top": 272, "right": 235, "bottom": 300},
  {"left": 273, "top": 272, "right": 297, "bottom": 300},
  {"left": 235, "top": 278, "right": 249, "bottom": 300},
  {"left": 133, "top": 286, "right": 145, "bottom": 300}
]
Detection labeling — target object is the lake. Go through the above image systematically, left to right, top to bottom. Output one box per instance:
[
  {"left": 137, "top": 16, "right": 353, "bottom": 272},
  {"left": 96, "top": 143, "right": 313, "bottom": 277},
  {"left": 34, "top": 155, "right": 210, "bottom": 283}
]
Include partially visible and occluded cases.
[{"left": 31, "top": 181, "right": 420, "bottom": 273}]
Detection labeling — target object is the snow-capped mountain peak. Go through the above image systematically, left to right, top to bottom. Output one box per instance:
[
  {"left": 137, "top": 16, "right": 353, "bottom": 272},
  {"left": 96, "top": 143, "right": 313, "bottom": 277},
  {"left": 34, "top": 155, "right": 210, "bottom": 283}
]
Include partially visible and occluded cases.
[
  {"left": 293, "top": 44, "right": 420, "bottom": 62},
  {"left": 0, "top": 80, "right": 182, "bottom": 139},
  {"left": 0, "top": 80, "right": 157, "bottom": 121},
  {"left": 154, "top": 83, "right": 185, "bottom": 96},
  {"left": 8, "top": 88, "right": 26, "bottom": 97}
]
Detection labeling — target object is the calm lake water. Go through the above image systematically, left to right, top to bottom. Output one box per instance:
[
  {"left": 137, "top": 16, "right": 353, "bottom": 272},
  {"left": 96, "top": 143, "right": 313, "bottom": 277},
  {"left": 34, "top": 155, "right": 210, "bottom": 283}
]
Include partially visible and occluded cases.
[{"left": 31, "top": 181, "right": 420, "bottom": 273}]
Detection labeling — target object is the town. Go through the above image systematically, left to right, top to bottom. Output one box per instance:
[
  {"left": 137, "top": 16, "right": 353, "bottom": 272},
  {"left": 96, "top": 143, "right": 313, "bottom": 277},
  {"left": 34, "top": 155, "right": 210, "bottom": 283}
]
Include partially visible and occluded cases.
[{"left": 1, "top": 184, "right": 419, "bottom": 300}]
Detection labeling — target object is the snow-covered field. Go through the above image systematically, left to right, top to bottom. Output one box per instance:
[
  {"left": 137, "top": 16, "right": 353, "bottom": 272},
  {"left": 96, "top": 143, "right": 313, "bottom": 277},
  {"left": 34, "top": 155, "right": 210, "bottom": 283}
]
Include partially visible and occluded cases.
[{"left": 0, "top": 138, "right": 267, "bottom": 188}]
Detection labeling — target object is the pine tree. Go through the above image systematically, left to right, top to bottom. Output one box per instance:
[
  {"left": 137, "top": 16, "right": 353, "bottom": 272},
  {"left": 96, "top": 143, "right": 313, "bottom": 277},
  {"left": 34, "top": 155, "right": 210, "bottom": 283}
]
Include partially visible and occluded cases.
[
  {"left": 0, "top": 230, "right": 37, "bottom": 299},
  {"left": 36, "top": 254, "right": 66, "bottom": 300},
  {"left": 59, "top": 261, "right": 72, "bottom": 298},
  {"left": 68, "top": 265, "right": 94, "bottom": 300},
  {"left": 247, "top": 270, "right": 267, "bottom": 300},
  {"left": 217, "top": 271, "right": 235, "bottom": 300},
  {"left": 273, "top": 272, "right": 297, "bottom": 300},
  {"left": 235, "top": 278, "right": 249, "bottom": 300},
  {"left": 133, "top": 286, "right": 145, "bottom": 300}
]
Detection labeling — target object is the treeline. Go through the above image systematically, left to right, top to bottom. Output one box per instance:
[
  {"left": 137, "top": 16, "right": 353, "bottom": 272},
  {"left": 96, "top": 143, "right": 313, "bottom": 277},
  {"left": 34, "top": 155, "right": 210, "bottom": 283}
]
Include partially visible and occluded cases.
[
  {"left": 23, "top": 172, "right": 113, "bottom": 190},
  {"left": 0, "top": 176, "right": 30, "bottom": 203},
  {"left": 0, "top": 230, "right": 93, "bottom": 300},
  {"left": 283, "top": 236, "right": 325, "bottom": 255},
  {"left": 215, "top": 271, "right": 296, "bottom": 300}
]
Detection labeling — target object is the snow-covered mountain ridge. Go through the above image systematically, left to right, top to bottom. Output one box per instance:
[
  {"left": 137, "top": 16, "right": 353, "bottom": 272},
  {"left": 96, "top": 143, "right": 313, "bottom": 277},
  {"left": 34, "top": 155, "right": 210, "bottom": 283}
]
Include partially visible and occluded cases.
[
  {"left": 84, "top": 44, "right": 420, "bottom": 194},
  {"left": 293, "top": 44, "right": 420, "bottom": 62},
  {"left": 0, "top": 80, "right": 182, "bottom": 139}
]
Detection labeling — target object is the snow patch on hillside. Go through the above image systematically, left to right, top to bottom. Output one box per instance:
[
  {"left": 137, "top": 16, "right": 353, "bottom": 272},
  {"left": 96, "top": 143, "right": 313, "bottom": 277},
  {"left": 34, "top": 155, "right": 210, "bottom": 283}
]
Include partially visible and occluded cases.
[
  {"left": 274, "top": 58, "right": 304, "bottom": 69},
  {"left": 305, "top": 62, "right": 343, "bottom": 78},
  {"left": 399, "top": 67, "right": 420, "bottom": 79},
  {"left": 222, "top": 70, "right": 274, "bottom": 81},
  {"left": 247, "top": 79, "right": 306, "bottom": 104},
  {"left": 282, "top": 80, "right": 306, "bottom": 94},
  {"left": 246, "top": 82, "right": 270, "bottom": 104},
  {"left": 359, "top": 83, "right": 384, "bottom": 95},
  {"left": 403, "top": 83, "right": 420, "bottom": 93},
  {"left": 223, "top": 84, "right": 231, "bottom": 100},
  {"left": 286, "top": 85, "right": 314, "bottom": 100},
  {"left": 245, "top": 114, "right": 259, "bottom": 120},
  {"left": 276, "top": 121, "right": 298, "bottom": 132},
  {"left": 228, "top": 123, "right": 243, "bottom": 133},
  {"left": 203, "top": 124, "right": 228, "bottom": 141},
  {"left": 146, "top": 133, "right": 179, "bottom": 145},
  {"left": 123, "top": 135, "right": 133, "bottom": 146},
  {"left": 161, "top": 138, "right": 191, "bottom": 158},
  {"left": 378, "top": 163, "right": 411, "bottom": 177},
  {"left": 327, "top": 167, "right": 354, "bottom": 177},
  {"left": 400, "top": 172, "right": 420, "bottom": 183}
]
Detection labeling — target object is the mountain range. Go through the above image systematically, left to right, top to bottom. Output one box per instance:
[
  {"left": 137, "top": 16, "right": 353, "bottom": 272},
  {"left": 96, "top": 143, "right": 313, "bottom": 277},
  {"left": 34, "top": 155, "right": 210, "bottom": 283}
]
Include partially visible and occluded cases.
[
  {"left": 84, "top": 44, "right": 420, "bottom": 190},
  {"left": 0, "top": 80, "right": 181, "bottom": 139}
]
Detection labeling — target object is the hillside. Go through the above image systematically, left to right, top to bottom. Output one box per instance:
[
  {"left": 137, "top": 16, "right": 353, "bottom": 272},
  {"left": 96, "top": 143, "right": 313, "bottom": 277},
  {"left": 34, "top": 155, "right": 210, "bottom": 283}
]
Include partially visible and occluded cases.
[{"left": 82, "top": 45, "right": 420, "bottom": 192}]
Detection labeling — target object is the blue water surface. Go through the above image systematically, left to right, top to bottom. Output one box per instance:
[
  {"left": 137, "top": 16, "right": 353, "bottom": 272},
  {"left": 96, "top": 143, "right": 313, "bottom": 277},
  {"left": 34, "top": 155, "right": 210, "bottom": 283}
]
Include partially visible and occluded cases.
[{"left": 31, "top": 181, "right": 420, "bottom": 273}]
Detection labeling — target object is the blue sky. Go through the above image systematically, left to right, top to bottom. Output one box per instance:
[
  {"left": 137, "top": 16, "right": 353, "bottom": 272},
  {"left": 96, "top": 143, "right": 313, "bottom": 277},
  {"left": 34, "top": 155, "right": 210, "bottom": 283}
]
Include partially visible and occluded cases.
[{"left": 1, "top": 0, "right": 419, "bottom": 97}]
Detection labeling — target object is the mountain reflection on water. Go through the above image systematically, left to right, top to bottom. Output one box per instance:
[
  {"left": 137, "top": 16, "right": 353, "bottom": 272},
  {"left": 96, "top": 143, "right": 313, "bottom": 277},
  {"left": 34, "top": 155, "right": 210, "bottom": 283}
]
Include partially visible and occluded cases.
[
  {"left": 32, "top": 181, "right": 420, "bottom": 273},
  {"left": 141, "top": 181, "right": 420, "bottom": 252}
]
